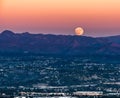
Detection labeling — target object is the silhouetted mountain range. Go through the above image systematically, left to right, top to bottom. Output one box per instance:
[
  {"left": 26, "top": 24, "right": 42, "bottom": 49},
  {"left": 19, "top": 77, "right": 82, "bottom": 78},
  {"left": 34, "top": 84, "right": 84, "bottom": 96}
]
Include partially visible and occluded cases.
[{"left": 0, "top": 30, "right": 120, "bottom": 55}]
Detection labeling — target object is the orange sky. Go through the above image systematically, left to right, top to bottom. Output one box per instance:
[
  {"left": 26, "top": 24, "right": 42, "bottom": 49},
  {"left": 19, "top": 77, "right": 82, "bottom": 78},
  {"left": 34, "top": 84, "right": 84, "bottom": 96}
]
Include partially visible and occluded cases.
[{"left": 1, "top": 0, "right": 120, "bottom": 36}]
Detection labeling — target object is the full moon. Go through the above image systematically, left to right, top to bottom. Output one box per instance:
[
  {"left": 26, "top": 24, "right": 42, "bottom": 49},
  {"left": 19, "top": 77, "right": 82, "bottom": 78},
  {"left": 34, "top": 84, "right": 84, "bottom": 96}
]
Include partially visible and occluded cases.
[{"left": 75, "top": 27, "right": 84, "bottom": 36}]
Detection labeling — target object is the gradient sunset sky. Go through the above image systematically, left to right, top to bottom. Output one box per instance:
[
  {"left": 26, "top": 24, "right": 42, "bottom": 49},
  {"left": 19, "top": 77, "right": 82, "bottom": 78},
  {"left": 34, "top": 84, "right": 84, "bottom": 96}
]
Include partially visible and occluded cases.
[{"left": 1, "top": 0, "right": 120, "bottom": 36}]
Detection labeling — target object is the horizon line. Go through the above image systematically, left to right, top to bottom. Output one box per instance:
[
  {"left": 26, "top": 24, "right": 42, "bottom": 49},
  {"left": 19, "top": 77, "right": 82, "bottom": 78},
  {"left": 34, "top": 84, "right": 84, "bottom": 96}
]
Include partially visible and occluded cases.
[{"left": 0, "top": 30, "right": 120, "bottom": 38}]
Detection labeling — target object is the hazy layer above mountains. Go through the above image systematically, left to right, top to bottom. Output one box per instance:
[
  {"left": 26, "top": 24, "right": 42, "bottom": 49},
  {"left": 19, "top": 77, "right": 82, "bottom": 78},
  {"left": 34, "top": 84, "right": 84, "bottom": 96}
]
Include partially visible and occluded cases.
[{"left": 0, "top": 30, "right": 120, "bottom": 55}]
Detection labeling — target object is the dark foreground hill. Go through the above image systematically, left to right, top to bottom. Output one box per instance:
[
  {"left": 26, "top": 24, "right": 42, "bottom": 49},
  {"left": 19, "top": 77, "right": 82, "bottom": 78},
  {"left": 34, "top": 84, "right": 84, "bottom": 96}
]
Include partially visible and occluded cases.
[{"left": 0, "top": 30, "right": 120, "bottom": 55}]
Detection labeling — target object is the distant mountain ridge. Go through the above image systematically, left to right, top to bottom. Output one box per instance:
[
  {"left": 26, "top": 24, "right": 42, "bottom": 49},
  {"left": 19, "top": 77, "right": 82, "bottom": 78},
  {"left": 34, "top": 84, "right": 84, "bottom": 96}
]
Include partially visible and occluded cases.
[{"left": 0, "top": 30, "right": 120, "bottom": 55}]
